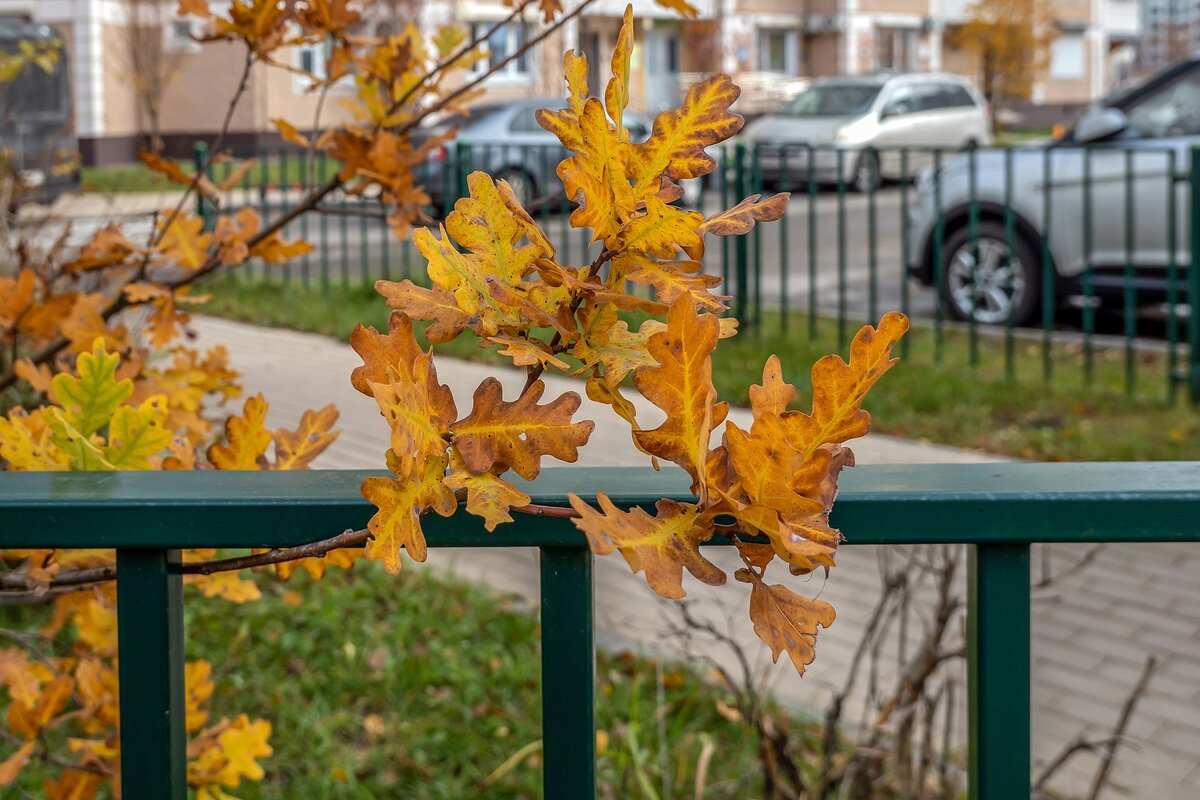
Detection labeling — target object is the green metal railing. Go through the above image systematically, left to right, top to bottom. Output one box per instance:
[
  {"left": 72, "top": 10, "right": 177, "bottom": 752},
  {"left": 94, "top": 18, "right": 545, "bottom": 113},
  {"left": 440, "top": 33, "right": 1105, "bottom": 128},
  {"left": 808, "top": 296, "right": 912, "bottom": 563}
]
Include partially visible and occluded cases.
[
  {"left": 195, "top": 140, "right": 1200, "bottom": 403},
  {"left": 3, "top": 463, "right": 1199, "bottom": 798}
]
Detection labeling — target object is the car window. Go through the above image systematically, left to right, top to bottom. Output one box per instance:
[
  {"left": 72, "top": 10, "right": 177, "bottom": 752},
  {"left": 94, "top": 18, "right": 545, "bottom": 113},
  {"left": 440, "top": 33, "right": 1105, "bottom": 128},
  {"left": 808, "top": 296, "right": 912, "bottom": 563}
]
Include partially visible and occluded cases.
[
  {"left": 1125, "top": 70, "right": 1200, "bottom": 138},
  {"left": 786, "top": 83, "right": 882, "bottom": 116},
  {"left": 912, "top": 85, "right": 947, "bottom": 112},
  {"left": 940, "top": 85, "right": 977, "bottom": 109},
  {"left": 882, "top": 86, "right": 917, "bottom": 117},
  {"left": 509, "top": 108, "right": 543, "bottom": 133},
  {"left": 626, "top": 118, "right": 649, "bottom": 141}
]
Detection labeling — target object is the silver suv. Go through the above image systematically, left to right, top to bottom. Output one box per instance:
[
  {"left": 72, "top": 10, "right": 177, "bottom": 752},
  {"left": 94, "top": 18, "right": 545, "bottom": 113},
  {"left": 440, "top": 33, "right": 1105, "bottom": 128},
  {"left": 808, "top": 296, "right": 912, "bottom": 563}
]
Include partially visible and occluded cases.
[{"left": 907, "top": 59, "right": 1200, "bottom": 325}]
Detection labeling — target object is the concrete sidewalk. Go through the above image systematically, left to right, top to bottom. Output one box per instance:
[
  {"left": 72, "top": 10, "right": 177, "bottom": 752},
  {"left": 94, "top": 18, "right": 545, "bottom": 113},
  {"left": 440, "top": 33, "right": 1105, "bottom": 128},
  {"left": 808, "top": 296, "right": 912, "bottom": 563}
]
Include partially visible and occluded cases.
[{"left": 192, "top": 315, "right": 1200, "bottom": 799}]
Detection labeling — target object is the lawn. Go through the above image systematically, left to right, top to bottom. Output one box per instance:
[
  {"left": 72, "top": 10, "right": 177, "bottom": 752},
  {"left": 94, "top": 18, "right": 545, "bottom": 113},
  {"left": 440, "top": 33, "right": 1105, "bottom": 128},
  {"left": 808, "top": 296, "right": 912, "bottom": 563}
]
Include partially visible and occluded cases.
[
  {"left": 81, "top": 154, "right": 339, "bottom": 195},
  {"left": 200, "top": 274, "right": 1200, "bottom": 463},
  {"left": 5, "top": 562, "right": 772, "bottom": 798}
]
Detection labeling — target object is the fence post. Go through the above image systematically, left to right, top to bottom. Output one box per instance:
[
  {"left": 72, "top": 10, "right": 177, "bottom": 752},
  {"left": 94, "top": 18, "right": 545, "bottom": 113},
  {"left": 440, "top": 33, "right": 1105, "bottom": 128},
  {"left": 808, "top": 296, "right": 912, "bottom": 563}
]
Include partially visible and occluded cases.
[
  {"left": 192, "top": 141, "right": 214, "bottom": 231},
  {"left": 733, "top": 141, "right": 750, "bottom": 324},
  {"left": 1188, "top": 145, "right": 1200, "bottom": 403},
  {"left": 968, "top": 543, "right": 1031, "bottom": 800},
  {"left": 539, "top": 544, "right": 596, "bottom": 798},
  {"left": 117, "top": 549, "right": 187, "bottom": 800}
]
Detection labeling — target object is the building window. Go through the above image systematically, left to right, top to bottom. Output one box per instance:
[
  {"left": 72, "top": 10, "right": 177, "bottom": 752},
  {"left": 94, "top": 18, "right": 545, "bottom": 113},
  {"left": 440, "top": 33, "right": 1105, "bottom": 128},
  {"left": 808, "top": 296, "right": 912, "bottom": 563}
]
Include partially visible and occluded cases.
[
  {"left": 165, "top": 18, "right": 198, "bottom": 53},
  {"left": 471, "top": 22, "right": 530, "bottom": 77},
  {"left": 876, "top": 28, "right": 916, "bottom": 71},
  {"left": 758, "top": 29, "right": 797, "bottom": 73},
  {"left": 1050, "top": 32, "right": 1086, "bottom": 79}
]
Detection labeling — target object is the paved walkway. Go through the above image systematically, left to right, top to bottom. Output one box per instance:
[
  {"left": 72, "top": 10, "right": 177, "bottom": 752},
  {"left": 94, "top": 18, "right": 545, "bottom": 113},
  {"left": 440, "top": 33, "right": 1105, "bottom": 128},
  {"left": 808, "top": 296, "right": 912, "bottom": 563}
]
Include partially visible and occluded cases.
[{"left": 192, "top": 315, "right": 1199, "bottom": 799}]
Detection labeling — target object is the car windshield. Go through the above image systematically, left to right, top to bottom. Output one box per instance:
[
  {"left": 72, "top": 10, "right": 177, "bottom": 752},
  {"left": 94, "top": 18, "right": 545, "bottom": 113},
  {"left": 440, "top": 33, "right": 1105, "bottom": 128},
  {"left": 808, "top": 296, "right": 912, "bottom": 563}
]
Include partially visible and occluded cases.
[
  {"left": 1124, "top": 69, "right": 1200, "bottom": 138},
  {"left": 785, "top": 84, "right": 881, "bottom": 117}
]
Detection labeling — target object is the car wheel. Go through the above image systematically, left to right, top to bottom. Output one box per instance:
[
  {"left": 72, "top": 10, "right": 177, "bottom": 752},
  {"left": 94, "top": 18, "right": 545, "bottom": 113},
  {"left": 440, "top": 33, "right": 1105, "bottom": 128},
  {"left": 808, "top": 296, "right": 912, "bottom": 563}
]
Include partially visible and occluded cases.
[
  {"left": 853, "top": 151, "right": 881, "bottom": 194},
  {"left": 498, "top": 168, "right": 536, "bottom": 208},
  {"left": 938, "top": 221, "right": 1041, "bottom": 326}
]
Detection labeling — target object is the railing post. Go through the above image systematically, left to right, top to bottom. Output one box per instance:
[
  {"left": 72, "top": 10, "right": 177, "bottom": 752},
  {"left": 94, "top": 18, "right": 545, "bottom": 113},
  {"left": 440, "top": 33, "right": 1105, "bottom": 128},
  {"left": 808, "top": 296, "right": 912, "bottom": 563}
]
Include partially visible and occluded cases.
[
  {"left": 192, "top": 141, "right": 215, "bottom": 231},
  {"left": 733, "top": 141, "right": 750, "bottom": 324},
  {"left": 1188, "top": 145, "right": 1200, "bottom": 403},
  {"left": 968, "top": 543, "right": 1031, "bottom": 800},
  {"left": 539, "top": 544, "right": 595, "bottom": 799},
  {"left": 117, "top": 549, "right": 187, "bottom": 800}
]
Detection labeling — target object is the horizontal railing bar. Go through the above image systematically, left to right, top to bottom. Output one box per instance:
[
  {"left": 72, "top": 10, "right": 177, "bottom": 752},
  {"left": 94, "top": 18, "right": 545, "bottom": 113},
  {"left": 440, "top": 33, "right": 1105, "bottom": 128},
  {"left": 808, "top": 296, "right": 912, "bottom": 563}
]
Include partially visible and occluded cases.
[{"left": 3, "top": 463, "right": 1200, "bottom": 549}]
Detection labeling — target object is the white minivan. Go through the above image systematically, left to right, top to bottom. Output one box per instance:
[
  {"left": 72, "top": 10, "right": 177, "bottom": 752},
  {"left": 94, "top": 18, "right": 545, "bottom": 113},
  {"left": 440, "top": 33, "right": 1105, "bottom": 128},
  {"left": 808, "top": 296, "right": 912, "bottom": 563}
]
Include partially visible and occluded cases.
[{"left": 740, "top": 73, "right": 993, "bottom": 192}]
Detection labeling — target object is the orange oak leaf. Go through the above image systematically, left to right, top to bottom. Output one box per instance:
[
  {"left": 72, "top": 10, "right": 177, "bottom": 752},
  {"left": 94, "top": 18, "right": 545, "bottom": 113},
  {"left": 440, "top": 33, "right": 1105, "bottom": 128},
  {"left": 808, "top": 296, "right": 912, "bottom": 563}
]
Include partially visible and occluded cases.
[
  {"left": 604, "top": 5, "right": 634, "bottom": 136},
  {"left": 545, "top": 97, "right": 634, "bottom": 244},
  {"left": 272, "top": 118, "right": 310, "bottom": 148},
  {"left": 140, "top": 150, "right": 217, "bottom": 198},
  {"left": 698, "top": 193, "right": 790, "bottom": 237},
  {"left": 63, "top": 224, "right": 140, "bottom": 272},
  {"left": 618, "top": 254, "right": 727, "bottom": 312},
  {"left": 0, "top": 269, "right": 35, "bottom": 332},
  {"left": 374, "top": 279, "right": 470, "bottom": 343},
  {"left": 632, "top": 298, "right": 726, "bottom": 497},
  {"left": 782, "top": 311, "right": 910, "bottom": 456},
  {"left": 351, "top": 314, "right": 456, "bottom": 476},
  {"left": 488, "top": 336, "right": 570, "bottom": 371},
  {"left": 450, "top": 378, "right": 593, "bottom": 480},
  {"left": 207, "top": 394, "right": 271, "bottom": 470},
  {"left": 272, "top": 404, "right": 340, "bottom": 470},
  {"left": 568, "top": 493, "right": 725, "bottom": 599},
  {"left": 738, "top": 567, "right": 836, "bottom": 676},
  {"left": 0, "top": 741, "right": 34, "bottom": 785},
  {"left": 42, "top": 769, "right": 102, "bottom": 800}
]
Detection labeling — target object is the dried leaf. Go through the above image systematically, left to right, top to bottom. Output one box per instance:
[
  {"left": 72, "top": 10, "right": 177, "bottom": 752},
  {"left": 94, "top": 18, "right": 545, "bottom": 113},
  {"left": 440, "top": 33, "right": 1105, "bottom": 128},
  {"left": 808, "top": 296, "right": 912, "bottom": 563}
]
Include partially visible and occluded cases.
[
  {"left": 698, "top": 193, "right": 789, "bottom": 237},
  {"left": 450, "top": 378, "right": 593, "bottom": 480},
  {"left": 207, "top": 394, "right": 272, "bottom": 470},
  {"left": 272, "top": 404, "right": 340, "bottom": 469},
  {"left": 443, "top": 449, "right": 532, "bottom": 531},
  {"left": 569, "top": 493, "right": 724, "bottom": 599},
  {"left": 738, "top": 568, "right": 835, "bottom": 676}
]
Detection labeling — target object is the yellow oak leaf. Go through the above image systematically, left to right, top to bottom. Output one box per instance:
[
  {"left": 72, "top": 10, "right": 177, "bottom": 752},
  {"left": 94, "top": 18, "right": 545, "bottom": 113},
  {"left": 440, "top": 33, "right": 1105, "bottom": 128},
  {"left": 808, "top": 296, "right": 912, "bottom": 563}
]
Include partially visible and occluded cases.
[
  {"left": 653, "top": 0, "right": 699, "bottom": 16},
  {"left": 604, "top": 6, "right": 634, "bottom": 136},
  {"left": 535, "top": 50, "right": 591, "bottom": 153},
  {"left": 628, "top": 74, "right": 742, "bottom": 198},
  {"left": 549, "top": 98, "right": 635, "bottom": 245},
  {"left": 140, "top": 149, "right": 217, "bottom": 198},
  {"left": 446, "top": 171, "right": 550, "bottom": 286},
  {"left": 698, "top": 192, "right": 790, "bottom": 237},
  {"left": 615, "top": 194, "right": 704, "bottom": 260},
  {"left": 156, "top": 212, "right": 212, "bottom": 270},
  {"left": 413, "top": 225, "right": 518, "bottom": 336},
  {"left": 250, "top": 232, "right": 315, "bottom": 264},
  {"left": 619, "top": 254, "right": 726, "bottom": 312},
  {"left": 58, "top": 294, "right": 129, "bottom": 355},
  {"left": 632, "top": 298, "right": 725, "bottom": 497},
  {"left": 573, "top": 317, "right": 663, "bottom": 386},
  {"left": 450, "top": 378, "right": 594, "bottom": 480},
  {"left": 207, "top": 394, "right": 272, "bottom": 470},
  {"left": 102, "top": 395, "right": 171, "bottom": 469},
  {"left": 272, "top": 404, "right": 340, "bottom": 470},
  {"left": 0, "top": 408, "right": 67, "bottom": 470},
  {"left": 443, "top": 449, "right": 532, "bottom": 531},
  {"left": 360, "top": 453, "right": 456, "bottom": 573},
  {"left": 568, "top": 493, "right": 725, "bottom": 599},
  {"left": 271, "top": 547, "right": 357, "bottom": 581},
  {"left": 738, "top": 567, "right": 836, "bottom": 676},
  {"left": 188, "top": 571, "right": 262, "bottom": 603},
  {"left": 0, "top": 649, "right": 44, "bottom": 710},
  {"left": 185, "top": 660, "right": 215, "bottom": 732},
  {"left": 7, "top": 674, "right": 73, "bottom": 740}
]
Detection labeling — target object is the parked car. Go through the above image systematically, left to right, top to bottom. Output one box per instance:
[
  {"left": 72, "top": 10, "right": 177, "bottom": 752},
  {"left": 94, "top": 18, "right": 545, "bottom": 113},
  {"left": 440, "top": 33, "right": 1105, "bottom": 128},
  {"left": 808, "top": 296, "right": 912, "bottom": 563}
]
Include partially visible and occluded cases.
[
  {"left": 907, "top": 58, "right": 1200, "bottom": 326},
  {"left": 739, "top": 72, "right": 993, "bottom": 193},
  {"left": 417, "top": 98, "right": 703, "bottom": 213}
]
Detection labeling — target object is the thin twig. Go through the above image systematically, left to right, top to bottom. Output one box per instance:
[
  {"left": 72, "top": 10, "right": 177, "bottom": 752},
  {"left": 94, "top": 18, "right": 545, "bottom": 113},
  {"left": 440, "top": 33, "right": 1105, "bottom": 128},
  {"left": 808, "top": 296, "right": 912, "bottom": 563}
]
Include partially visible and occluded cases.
[{"left": 1085, "top": 655, "right": 1158, "bottom": 800}]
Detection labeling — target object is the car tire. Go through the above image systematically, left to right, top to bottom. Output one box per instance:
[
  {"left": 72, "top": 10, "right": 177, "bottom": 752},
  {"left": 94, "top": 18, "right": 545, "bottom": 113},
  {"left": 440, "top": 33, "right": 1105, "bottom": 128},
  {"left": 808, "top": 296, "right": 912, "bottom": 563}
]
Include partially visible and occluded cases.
[
  {"left": 853, "top": 151, "right": 881, "bottom": 194},
  {"left": 498, "top": 168, "right": 536, "bottom": 208},
  {"left": 938, "top": 221, "right": 1042, "bottom": 326}
]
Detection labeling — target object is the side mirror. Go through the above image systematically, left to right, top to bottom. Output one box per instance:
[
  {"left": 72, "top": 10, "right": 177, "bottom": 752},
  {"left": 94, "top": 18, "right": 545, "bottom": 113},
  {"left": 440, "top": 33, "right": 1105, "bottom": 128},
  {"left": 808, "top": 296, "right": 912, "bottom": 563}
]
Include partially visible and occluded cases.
[{"left": 1073, "top": 107, "right": 1128, "bottom": 143}]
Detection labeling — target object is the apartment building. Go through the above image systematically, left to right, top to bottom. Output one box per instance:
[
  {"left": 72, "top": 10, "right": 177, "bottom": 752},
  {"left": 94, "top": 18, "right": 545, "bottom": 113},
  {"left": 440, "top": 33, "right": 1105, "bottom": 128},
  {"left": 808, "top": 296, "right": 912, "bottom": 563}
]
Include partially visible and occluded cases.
[
  {"left": 0, "top": 0, "right": 1142, "bottom": 166},
  {"left": 1141, "top": 0, "right": 1200, "bottom": 73}
]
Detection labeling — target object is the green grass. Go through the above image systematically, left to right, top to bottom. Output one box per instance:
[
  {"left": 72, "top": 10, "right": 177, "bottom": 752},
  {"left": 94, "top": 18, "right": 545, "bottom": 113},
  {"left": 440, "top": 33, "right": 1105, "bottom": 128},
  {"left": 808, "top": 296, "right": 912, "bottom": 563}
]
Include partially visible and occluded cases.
[
  {"left": 81, "top": 156, "right": 339, "bottom": 195},
  {"left": 199, "top": 275, "right": 1200, "bottom": 462},
  {"left": 6, "top": 564, "right": 772, "bottom": 798}
]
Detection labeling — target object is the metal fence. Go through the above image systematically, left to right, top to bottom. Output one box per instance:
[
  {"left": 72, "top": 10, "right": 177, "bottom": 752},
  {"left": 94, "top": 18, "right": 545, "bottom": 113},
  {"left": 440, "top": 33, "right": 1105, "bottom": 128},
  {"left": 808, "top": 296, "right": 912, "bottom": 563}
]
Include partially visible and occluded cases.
[
  {"left": 196, "top": 139, "right": 1200, "bottom": 404},
  {"left": 4, "top": 463, "right": 1199, "bottom": 798}
]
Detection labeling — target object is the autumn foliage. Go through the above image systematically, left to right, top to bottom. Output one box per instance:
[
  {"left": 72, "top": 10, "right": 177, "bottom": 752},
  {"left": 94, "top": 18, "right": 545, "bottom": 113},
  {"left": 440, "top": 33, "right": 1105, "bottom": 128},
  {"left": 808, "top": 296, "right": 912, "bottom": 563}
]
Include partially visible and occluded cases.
[{"left": 0, "top": 0, "right": 906, "bottom": 795}]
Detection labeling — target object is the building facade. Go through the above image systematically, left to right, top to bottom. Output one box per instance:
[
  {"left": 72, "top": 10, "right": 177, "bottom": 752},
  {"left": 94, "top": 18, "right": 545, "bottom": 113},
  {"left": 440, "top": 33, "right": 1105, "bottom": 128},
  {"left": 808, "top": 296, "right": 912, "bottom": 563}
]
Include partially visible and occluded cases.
[
  {"left": 0, "top": 0, "right": 1142, "bottom": 166},
  {"left": 1141, "top": 0, "right": 1200, "bottom": 73}
]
